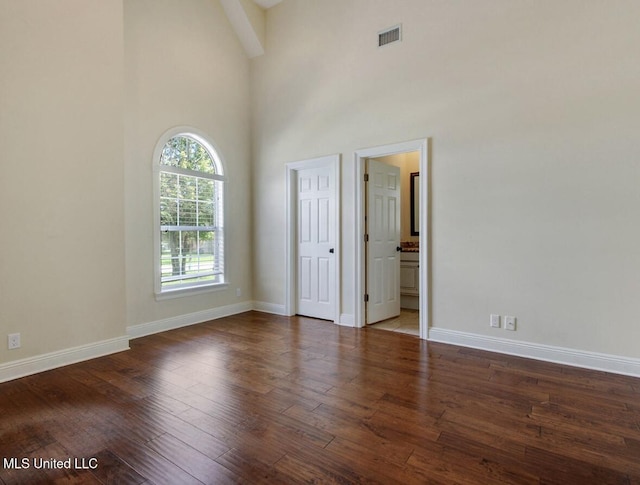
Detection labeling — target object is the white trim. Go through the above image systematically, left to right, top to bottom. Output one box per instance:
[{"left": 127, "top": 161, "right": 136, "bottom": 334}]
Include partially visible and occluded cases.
[
  {"left": 219, "top": 0, "right": 265, "bottom": 58},
  {"left": 253, "top": 0, "right": 281, "bottom": 9},
  {"left": 152, "top": 126, "right": 227, "bottom": 297},
  {"left": 153, "top": 127, "right": 226, "bottom": 176},
  {"left": 354, "top": 139, "right": 430, "bottom": 339},
  {"left": 285, "top": 154, "right": 341, "bottom": 324},
  {"left": 158, "top": 164, "right": 225, "bottom": 181},
  {"left": 155, "top": 283, "right": 229, "bottom": 301},
  {"left": 127, "top": 301, "right": 253, "bottom": 339},
  {"left": 253, "top": 301, "right": 287, "bottom": 315},
  {"left": 338, "top": 313, "right": 356, "bottom": 327},
  {"left": 428, "top": 328, "right": 640, "bottom": 378},
  {"left": 0, "top": 336, "right": 130, "bottom": 384}
]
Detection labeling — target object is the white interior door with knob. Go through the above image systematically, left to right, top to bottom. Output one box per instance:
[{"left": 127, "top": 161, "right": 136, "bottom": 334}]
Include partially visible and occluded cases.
[
  {"left": 366, "top": 158, "right": 401, "bottom": 324},
  {"left": 296, "top": 163, "right": 337, "bottom": 320}
]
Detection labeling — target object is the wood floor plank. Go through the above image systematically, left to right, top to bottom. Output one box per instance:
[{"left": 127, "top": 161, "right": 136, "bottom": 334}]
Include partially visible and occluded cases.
[
  {"left": 1, "top": 311, "right": 639, "bottom": 484},
  {"left": 530, "top": 402, "right": 640, "bottom": 442},
  {"left": 284, "top": 403, "right": 415, "bottom": 466},
  {"left": 178, "top": 406, "right": 293, "bottom": 465},
  {"left": 437, "top": 429, "right": 574, "bottom": 484},
  {"left": 145, "top": 432, "right": 238, "bottom": 484},
  {"left": 323, "top": 435, "right": 413, "bottom": 482},
  {"left": 110, "top": 437, "right": 203, "bottom": 485},
  {"left": 408, "top": 437, "right": 539, "bottom": 485},
  {"left": 273, "top": 445, "right": 388, "bottom": 485},
  {"left": 524, "top": 445, "right": 632, "bottom": 485},
  {"left": 213, "top": 448, "right": 291, "bottom": 485},
  {"left": 86, "top": 449, "right": 145, "bottom": 485}
]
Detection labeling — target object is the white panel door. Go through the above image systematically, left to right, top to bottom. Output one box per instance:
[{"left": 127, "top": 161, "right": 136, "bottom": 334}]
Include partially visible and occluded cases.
[
  {"left": 366, "top": 159, "right": 401, "bottom": 324},
  {"left": 297, "top": 164, "right": 336, "bottom": 320}
]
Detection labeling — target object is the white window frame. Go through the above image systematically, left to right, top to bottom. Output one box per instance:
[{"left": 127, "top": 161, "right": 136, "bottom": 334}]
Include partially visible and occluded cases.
[{"left": 153, "top": 127, "right": 228, "bottom": 299}]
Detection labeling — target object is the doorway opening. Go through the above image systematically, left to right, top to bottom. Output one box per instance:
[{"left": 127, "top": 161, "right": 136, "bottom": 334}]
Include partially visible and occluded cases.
[
  {"left": 354, "top": 140, "right": 429, "bottom": 339},
  {"left": 368, "top": 309, "right": 419, "bottom": 336}
]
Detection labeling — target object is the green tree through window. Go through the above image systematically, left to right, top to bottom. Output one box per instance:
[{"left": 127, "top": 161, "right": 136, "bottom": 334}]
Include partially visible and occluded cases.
[{"left": 158, "top": 134, "right": 224, "bottom": 291}]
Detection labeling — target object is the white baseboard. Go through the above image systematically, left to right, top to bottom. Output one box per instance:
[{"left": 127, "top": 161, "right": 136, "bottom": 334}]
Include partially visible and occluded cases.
[
  {"left": 1, "top": 301, "right": 254, "bottom": 383},
  {"left": 127, "top": 301, "right": 253, "bottom": 339},
  {"left": 252, "top": 301, "right": 287, "bottom": 316},
  {"left": 251, "top": 305, "right": 355, "bottom": 328},
  {"left": 4, "top": 312, "right": 638, "bottom": 383},
  {"left": 428, "top": 327, "right": 640, "bottom": 378},
  {"left": 0, "top": 336, "right": 130, "bottom": 384}
]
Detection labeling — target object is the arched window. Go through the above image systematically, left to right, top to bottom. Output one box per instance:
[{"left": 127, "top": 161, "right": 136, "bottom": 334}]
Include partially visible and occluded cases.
[{"left": 154, "top": 130, "right": 225, "bottom": 294}]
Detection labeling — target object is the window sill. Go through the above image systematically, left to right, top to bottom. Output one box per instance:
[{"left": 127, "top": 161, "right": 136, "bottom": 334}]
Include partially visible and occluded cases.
[{"left": 155, "top": 283, "right": 229, "bottom": 301}]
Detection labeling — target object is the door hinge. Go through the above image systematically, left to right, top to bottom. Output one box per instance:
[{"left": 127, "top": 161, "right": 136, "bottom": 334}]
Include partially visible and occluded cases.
[
  {"left": 364, "top": 173, "right": 369, "bottom": 182},
  {"left": 364, "top": 234, "right": 369, "bottom": 243},
  {"left": 364, "top": 294, "right": 369, "bottom": 302}
]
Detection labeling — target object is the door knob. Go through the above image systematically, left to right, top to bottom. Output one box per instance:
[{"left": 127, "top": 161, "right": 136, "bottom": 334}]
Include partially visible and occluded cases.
[
  {"left": 396, "top": 246, "right": 402, "bottom": 252},
  {"left": 329, "top": 248, "right": 335, "bottom": 253}
]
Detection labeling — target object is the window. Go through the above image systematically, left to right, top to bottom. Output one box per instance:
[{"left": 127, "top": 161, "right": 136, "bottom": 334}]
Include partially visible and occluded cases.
[{"left": 154, "top": 131, "right": 225, "bottom": 294}]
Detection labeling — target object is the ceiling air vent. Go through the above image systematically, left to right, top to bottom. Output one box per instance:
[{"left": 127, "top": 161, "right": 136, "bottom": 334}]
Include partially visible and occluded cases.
[{"left": 378, "top": 24, "right": 402, "bottom": 47}]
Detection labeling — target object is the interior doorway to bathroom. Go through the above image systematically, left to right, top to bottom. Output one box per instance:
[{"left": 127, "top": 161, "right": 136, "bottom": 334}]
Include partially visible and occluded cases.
[
  {"left": 353, "top": 139, "right": 429, "bottom": 339},
  {"left": 366, "top": 152, "right": 420, "bottom": 336}
]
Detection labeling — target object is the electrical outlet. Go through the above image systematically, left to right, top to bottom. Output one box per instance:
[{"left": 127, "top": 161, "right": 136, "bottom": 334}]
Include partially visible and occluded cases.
[
  {"left": 236, "top": 288, "right": 242, "bottom": 297},
  {"left": 490, "top": 314, "right": 500, "bottom": 328},
  {"left": 504, "top": 316, "right": 516, "bottom": 331},
  {"left": 8, "top": 333, "right": 21, "bottom": 350}
]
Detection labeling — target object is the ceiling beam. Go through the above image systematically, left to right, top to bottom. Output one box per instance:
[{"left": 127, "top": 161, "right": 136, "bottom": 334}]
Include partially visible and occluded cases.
[
  {"left": 220, "top": 0, "right": 265, "bottom": 58},
  {"left": 252, "top": 0, "right": 281, "bottom": 8}
]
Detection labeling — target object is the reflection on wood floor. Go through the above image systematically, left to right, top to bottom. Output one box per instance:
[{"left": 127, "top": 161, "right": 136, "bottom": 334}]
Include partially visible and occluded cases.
[
  {"left": 368, "top": 308, "right": 419, "bottom": 336},
  {"left": 1, "top": 311, "right": 640, "bottom": 484}
]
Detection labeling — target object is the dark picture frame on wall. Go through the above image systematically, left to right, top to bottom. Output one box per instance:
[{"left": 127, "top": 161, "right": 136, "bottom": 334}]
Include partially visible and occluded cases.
[{"left": 410, "top": 172, "right": 419, "bottom": 236}]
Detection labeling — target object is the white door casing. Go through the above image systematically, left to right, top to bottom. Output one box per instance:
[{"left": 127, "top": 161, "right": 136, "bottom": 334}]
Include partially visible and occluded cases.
[
  {"left": 354, "top": 139, "right": 429, "bottom": 339},
  {"left": 285, "top": 155, "right": 340, "bottom": 323},
  {"left": 366, "top": 159, "right": 401, "bottom": 324}
]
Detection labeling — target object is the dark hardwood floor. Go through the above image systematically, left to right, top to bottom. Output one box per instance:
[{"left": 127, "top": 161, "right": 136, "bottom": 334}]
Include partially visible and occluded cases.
[{"left": 1, "top": 311, "right": 639, "bottom": 484}]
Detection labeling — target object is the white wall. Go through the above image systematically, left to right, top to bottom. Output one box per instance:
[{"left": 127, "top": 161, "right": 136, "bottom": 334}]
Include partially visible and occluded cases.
[
  {"left": 0, "top": 0, "right": 126, "bottom": 363},
  {"left": 0, "top": 0, "right": 253, "bottom": 374},
  {"left": 2, "top": 0, "right": 638, "bottom": 375},
  {"left": 124, "top": 0, "right": 253, "bottom": 328},
  {"left": 252, "top": 0, "right": 640, "bottom": 358}
]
